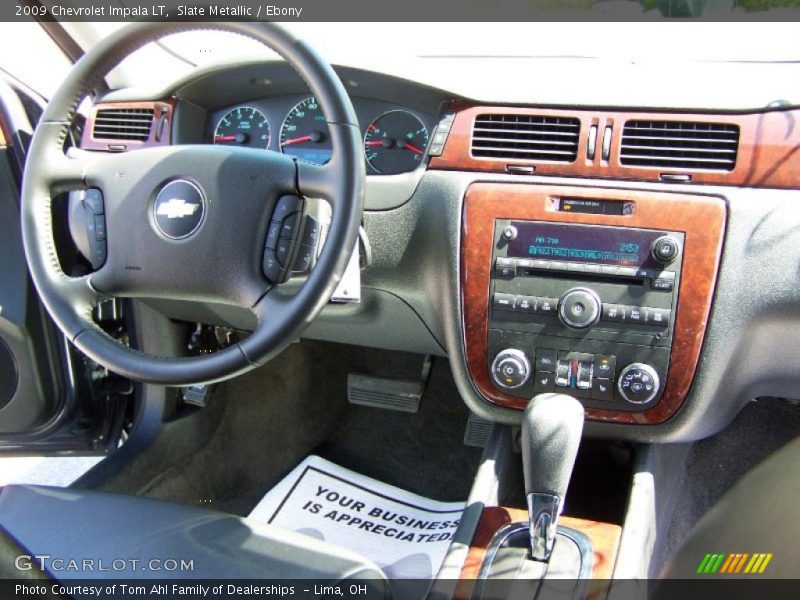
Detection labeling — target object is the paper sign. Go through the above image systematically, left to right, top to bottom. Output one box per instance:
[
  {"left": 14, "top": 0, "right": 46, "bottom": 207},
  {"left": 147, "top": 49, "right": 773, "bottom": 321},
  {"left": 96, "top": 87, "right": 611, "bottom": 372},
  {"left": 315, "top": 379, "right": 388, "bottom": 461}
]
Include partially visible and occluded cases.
[{"left": 248, "top": 456, "right": 465, "bottom": 580}]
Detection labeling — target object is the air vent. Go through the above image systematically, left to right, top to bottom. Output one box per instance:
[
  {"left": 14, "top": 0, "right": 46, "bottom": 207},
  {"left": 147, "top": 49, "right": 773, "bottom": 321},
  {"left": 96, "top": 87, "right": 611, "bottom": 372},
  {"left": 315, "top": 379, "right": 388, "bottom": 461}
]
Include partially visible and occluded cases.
[
  {"left": 92, "top": 107, "right": 154, "bottom": 142},
  {"left": 471, "top": 114, "right": 580, "bottom": 163},
  {"left": 620, "top": 120, "right": 740, "bottom": 171}
]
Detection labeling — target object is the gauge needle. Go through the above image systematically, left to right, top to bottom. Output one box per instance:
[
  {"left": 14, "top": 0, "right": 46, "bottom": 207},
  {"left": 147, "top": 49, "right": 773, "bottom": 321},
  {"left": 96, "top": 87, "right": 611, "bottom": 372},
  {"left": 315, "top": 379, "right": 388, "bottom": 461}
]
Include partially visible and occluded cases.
[
  {"left": 282, "top": 131, "right": 324, "bottom": 147},
  {"left": 214, "top": 135, "right": 237, "bottom": 142},
  {"left": 281, "top": 135, "right": 312, "bottom": 146},
  {"left": 365, "top": 141, "right": 385, "bottom": 147},
  {"left": 403, "top": 142, "right": 424, "bottom": 155}
]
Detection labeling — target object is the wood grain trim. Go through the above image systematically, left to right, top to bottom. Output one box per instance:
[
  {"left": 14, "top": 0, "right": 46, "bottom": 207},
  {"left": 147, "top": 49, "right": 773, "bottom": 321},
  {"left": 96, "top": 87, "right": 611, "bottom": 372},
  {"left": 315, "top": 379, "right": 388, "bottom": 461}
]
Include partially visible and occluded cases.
[
  {"left": 80, "top": 100, "right": 175, "bottom": 151},
  {"left": 431, "top": 104, "right": 800, "bottom": 189},
  {"left": 461, "top": 183, "right": 726, "bottom": 424},
  {"left": 455, "top": 507, "right": 621, "bottom": 600}
]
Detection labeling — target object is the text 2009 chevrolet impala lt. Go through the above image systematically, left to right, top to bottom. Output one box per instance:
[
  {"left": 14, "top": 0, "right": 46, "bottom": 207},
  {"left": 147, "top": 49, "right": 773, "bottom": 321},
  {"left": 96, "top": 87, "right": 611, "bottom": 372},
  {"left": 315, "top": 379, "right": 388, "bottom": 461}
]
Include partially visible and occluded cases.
[{"left": 0, "top": 19, "right": 799, "bottom": 599}]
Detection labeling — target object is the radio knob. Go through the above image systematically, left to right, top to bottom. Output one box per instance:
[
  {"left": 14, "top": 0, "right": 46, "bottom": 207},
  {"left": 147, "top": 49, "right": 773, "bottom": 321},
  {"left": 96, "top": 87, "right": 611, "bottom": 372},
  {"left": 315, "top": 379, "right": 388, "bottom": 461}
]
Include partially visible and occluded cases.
[
  {"left": 651, "top": 235, "right": 680, "bottom": 264},
  {"left": 558, "top": 288, "right": 601, "bottom": 329},
  {"left": 491, "top": 349, "right": 531, "bottom": 390},
  {"left": 617, "top": 363, "right": 661, "bottom": 404}
]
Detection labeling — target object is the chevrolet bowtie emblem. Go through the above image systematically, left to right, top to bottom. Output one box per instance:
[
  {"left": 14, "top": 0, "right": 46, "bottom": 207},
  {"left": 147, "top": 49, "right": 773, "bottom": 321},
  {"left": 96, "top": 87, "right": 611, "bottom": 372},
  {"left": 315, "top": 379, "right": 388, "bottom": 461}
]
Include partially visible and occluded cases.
[{"left": 156, "top": 198, "right": 200, "bottom": 219}]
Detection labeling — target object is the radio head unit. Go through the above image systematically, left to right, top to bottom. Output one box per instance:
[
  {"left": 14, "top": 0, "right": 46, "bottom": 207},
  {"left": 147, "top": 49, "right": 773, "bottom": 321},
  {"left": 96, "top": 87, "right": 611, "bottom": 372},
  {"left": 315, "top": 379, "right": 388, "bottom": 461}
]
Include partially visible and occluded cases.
[{"left": 488, "top": 220, "right": 684, "bottom": 412}]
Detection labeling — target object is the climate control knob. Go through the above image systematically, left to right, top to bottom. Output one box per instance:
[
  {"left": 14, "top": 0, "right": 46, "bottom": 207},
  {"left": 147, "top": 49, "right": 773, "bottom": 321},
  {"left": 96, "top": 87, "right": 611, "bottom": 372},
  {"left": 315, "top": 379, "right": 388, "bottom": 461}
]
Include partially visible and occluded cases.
[
  {"left": 558, "top": 288, "right": 602, "bottom": 329},
  {"left": 491, "top": 349, "right": 531, "bottom": 390},
  {"left": 617, "top": 363, "right": 661, "bottom": 404}
]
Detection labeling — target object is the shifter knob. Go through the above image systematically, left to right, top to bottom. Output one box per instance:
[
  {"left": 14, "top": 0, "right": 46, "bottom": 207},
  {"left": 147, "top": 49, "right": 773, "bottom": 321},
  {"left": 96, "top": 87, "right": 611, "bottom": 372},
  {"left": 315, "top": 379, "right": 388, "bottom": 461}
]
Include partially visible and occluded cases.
[{"left": 521, "top": 393, "right": 585, "bottom": 561}]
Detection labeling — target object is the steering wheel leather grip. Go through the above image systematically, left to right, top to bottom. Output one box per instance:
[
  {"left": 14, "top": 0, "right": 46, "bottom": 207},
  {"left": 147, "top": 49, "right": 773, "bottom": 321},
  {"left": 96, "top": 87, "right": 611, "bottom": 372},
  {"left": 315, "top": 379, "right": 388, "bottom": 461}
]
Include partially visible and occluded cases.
[{"left": 20, "top": 23, "right": 365, "bottom": 385}]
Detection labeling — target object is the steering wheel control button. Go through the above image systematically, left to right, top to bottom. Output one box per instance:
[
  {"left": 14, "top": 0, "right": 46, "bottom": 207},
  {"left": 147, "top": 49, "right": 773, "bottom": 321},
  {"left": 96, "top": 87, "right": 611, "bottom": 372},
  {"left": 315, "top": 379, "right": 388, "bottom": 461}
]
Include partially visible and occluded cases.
[
  {"left": 152, "top": 179, "right": 205, "bottom": 240},
  {"left": 82, "top": 189, "right": 104, "bottom": 215},
  {"left": 272, "top": 195, "right": 303, "bottom": 222},
  {"left": 280, "top": 212, "right": 300, "bottom": 238},
  {"left": 300, "top": 216, "right": 321, "bottom": 247},
  {"left": 265, "top": 221, "right": 282, "bottom": 250},
  {"left": 651, "top": 235, "right": 681, "bottom": 264},
  {"left": 275, "top": 239, "right": 292, "bottom": 268},
  {"left": 292, "top": 245, "right": 315, "bottom": 274},
  {"left": 263, "top": 251, "right": 286, "bottom": 284},
  {"left": 558, "top": 288, "right": 601, "bottom": 329},
  {"left": 491, "top": 349, "right": 531, "bottom": 390},
  {"left": 617, "top": 363, "right": 661, "bottom": 405}
]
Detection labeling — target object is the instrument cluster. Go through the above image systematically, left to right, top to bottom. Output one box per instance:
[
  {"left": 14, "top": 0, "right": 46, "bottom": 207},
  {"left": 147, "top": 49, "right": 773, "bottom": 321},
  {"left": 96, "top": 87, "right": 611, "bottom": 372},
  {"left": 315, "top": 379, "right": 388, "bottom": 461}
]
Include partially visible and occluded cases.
[{"left": 208, "top": 95, "right": 434, "bottom": 175}]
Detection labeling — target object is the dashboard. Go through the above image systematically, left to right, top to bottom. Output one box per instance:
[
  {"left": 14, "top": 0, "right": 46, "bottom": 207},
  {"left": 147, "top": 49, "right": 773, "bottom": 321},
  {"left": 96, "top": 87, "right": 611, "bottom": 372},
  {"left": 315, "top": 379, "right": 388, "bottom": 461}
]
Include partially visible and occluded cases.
[
  {"left": 77, "top": 59, "right": 800, "bottom": 444},
  {"left": 206, "top": 95, "right": 436, "bottom": 175}
]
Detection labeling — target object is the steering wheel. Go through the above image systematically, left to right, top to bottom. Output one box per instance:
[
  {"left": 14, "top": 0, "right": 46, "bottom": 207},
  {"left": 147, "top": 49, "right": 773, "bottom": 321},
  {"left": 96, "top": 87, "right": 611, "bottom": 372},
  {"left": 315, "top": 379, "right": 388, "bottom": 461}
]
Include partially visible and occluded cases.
[{"left": 20, "top": 23, "right": 364, "bottom": 385}]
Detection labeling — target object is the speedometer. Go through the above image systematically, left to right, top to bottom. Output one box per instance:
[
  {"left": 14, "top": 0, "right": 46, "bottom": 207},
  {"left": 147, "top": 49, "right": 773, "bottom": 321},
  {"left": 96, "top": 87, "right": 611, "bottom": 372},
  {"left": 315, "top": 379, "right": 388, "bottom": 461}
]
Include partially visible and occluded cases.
[
  {"left": 279, "top": 97, "right": 332, "bottom": 165},
  {"left": 213, "top": 106, "right": 270, "bottom": 149}
]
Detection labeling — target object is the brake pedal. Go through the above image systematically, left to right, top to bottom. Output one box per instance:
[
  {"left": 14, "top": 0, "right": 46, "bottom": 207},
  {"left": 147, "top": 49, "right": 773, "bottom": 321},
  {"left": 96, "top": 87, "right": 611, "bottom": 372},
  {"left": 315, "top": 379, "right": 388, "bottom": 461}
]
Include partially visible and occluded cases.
[{"left": 347, "top": 374, "right": 424, "bottom": 413}]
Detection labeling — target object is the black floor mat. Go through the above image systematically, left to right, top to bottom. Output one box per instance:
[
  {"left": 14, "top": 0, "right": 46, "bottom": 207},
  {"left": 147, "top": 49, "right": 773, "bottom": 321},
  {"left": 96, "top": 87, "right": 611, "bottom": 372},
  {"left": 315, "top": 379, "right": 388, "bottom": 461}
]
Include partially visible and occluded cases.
[
  {"left": 315, "top": 357, "right": 483, "bottom": 502},
  {"left": 655, "top": 398, "right": 800, "bottom": 575}
]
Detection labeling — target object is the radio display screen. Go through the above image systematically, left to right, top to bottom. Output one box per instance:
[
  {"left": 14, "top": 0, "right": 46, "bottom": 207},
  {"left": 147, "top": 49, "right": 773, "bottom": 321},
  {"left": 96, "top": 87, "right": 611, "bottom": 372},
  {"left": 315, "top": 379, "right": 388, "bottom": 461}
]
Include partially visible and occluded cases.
[{"left": 506, "top": 221, "right": 669, "bottom": 268}]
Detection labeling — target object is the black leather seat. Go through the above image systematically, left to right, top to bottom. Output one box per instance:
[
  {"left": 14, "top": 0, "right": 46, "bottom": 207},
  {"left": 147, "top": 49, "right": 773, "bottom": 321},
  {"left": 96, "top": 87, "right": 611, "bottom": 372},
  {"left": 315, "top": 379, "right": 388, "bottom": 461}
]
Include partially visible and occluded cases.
[{"left": 0, "top": 485, "right": 388, "bottom": 588}]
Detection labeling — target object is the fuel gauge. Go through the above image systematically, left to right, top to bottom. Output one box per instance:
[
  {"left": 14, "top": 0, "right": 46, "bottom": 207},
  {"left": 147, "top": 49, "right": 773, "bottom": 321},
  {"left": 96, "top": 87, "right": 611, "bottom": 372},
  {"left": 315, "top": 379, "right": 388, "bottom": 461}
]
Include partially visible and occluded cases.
[{"left": 364, "top": 110, "right": 428, "bottom": 175}]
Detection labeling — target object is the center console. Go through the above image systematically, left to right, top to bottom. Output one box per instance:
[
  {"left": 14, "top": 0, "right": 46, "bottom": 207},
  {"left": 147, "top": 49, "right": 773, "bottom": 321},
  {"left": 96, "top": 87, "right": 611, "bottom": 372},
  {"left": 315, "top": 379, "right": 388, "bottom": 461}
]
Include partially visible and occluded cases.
[{"left": 461, "top": 183, "right": 726, "bottom": 423}]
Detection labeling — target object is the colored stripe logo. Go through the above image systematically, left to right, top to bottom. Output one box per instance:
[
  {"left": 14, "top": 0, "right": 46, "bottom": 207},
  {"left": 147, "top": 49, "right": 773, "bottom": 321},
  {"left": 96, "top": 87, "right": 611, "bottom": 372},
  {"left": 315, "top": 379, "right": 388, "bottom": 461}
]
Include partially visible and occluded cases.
[{"left": 696, "top": 553, "right": 773, "bottom": 574}]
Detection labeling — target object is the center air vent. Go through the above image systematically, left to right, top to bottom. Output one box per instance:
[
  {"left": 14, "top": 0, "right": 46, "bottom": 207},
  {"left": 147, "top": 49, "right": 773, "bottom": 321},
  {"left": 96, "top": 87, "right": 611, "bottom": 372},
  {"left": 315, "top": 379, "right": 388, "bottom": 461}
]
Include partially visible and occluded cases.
[
  {"left": 92, "top": 107, "right": 154, "bottom": 142},
  {"left": 471, "top": 114, "right": 580, "bottom": 163},
  {"left": 620, "top": 120, "right": 740, "bottom": 171}
]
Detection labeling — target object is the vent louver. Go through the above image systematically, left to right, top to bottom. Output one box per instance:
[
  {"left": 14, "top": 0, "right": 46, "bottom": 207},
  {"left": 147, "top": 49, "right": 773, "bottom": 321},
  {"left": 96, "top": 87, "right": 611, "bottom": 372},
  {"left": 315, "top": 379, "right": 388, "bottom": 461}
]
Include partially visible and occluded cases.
[
  {"left": 92, "top": 107, "right": 154, "bottom": 142},
  {"left": 471, "top": 114, "right": 580, "bottom": 163},
  {"left": 620, "top": 120, "right": 740, "bottom": 171}
]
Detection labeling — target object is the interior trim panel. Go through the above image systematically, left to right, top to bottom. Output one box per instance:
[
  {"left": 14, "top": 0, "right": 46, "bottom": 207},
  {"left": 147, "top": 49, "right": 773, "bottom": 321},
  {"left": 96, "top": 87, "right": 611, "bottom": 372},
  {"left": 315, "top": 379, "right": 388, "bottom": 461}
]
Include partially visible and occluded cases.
[
  {"left": 431, "top": 104, "right": 800, "bottom": 190},
  {"left": 461, "top": 183, "right": 726, "bottom": 424}
]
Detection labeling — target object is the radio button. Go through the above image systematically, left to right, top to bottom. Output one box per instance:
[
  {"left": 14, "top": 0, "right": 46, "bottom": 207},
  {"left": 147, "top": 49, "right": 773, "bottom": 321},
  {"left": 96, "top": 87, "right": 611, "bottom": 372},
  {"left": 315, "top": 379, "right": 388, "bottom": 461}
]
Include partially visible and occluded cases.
[
  {"left": 495, "top": 257, "right": 517, "bottom": 278},
  {"left": 531, "top": 260, "right": 550, "bottom": 271},
  {"left": 600, "top": 265, "right": 619, "bottom": 276},
  {"left": 616, "top": 266, "right": 638, "bottom": 278},
  {"left": 635, "top": 268, "right": 653, "bottom": 279},
  {"left": 651, "top": 279, "right": 675, "bottom": 292},
  {"left": 558, "top": 288, "right": 602, "bottom": 329},
  {"left": 493, "top": 293, "right": 517, "bottom": 312},
  {"left": 516, "top": 295, "right": 538, "bottom": 314},
  {"left": 536, "top": 297, "right": 559, "bottom": 315},
  {"left": 602, "top": 304, "right": 627, "bottom": 322},
  {"left": 627, "top": 307, "right": 644, "bottom": 323},
  {"left": 644, "top": 308, "right": 671, "bottom": 327},
  {"left": 535, "top": 348, "right": 558, "bottom": 373},
  {"left": 594, "top": 355, "right": 617, "bottom": 379}
]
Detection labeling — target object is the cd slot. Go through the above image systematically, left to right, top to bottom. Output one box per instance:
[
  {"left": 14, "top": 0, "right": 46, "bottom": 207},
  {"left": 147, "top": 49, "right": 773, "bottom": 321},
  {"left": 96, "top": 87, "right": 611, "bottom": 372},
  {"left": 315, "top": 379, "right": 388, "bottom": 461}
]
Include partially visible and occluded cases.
[{"left": 521, "top": 270, "right": 644, "bottom": 287}]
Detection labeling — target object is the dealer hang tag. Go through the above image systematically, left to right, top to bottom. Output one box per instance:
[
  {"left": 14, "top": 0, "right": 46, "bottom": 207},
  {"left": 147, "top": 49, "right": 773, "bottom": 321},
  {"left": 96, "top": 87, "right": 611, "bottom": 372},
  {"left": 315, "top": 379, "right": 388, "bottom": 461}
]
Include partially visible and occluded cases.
[{"left": 331, "top": 239, "right": 361, "bottom": 304}]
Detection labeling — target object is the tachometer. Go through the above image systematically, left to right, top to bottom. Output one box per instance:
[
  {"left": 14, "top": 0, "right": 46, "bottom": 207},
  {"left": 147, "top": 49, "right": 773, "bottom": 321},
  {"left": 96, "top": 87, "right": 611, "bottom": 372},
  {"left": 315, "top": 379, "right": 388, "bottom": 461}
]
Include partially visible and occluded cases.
[
  {"left": 279, "top": 97, "right": 332, "bottom": 165},
  {"left": 213, "top": 106, "right": 270, "bottom": 149},
  {"left": 364, "top": 110, "right": 428, "bottom": 175}
]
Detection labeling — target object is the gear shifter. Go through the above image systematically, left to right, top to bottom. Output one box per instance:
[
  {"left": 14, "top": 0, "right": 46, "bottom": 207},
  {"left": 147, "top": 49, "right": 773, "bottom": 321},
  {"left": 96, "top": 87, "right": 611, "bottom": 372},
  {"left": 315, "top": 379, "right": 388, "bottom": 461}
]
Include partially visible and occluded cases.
[{"left": 521, "top": 393, "right": 585, "bottom": 562}]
